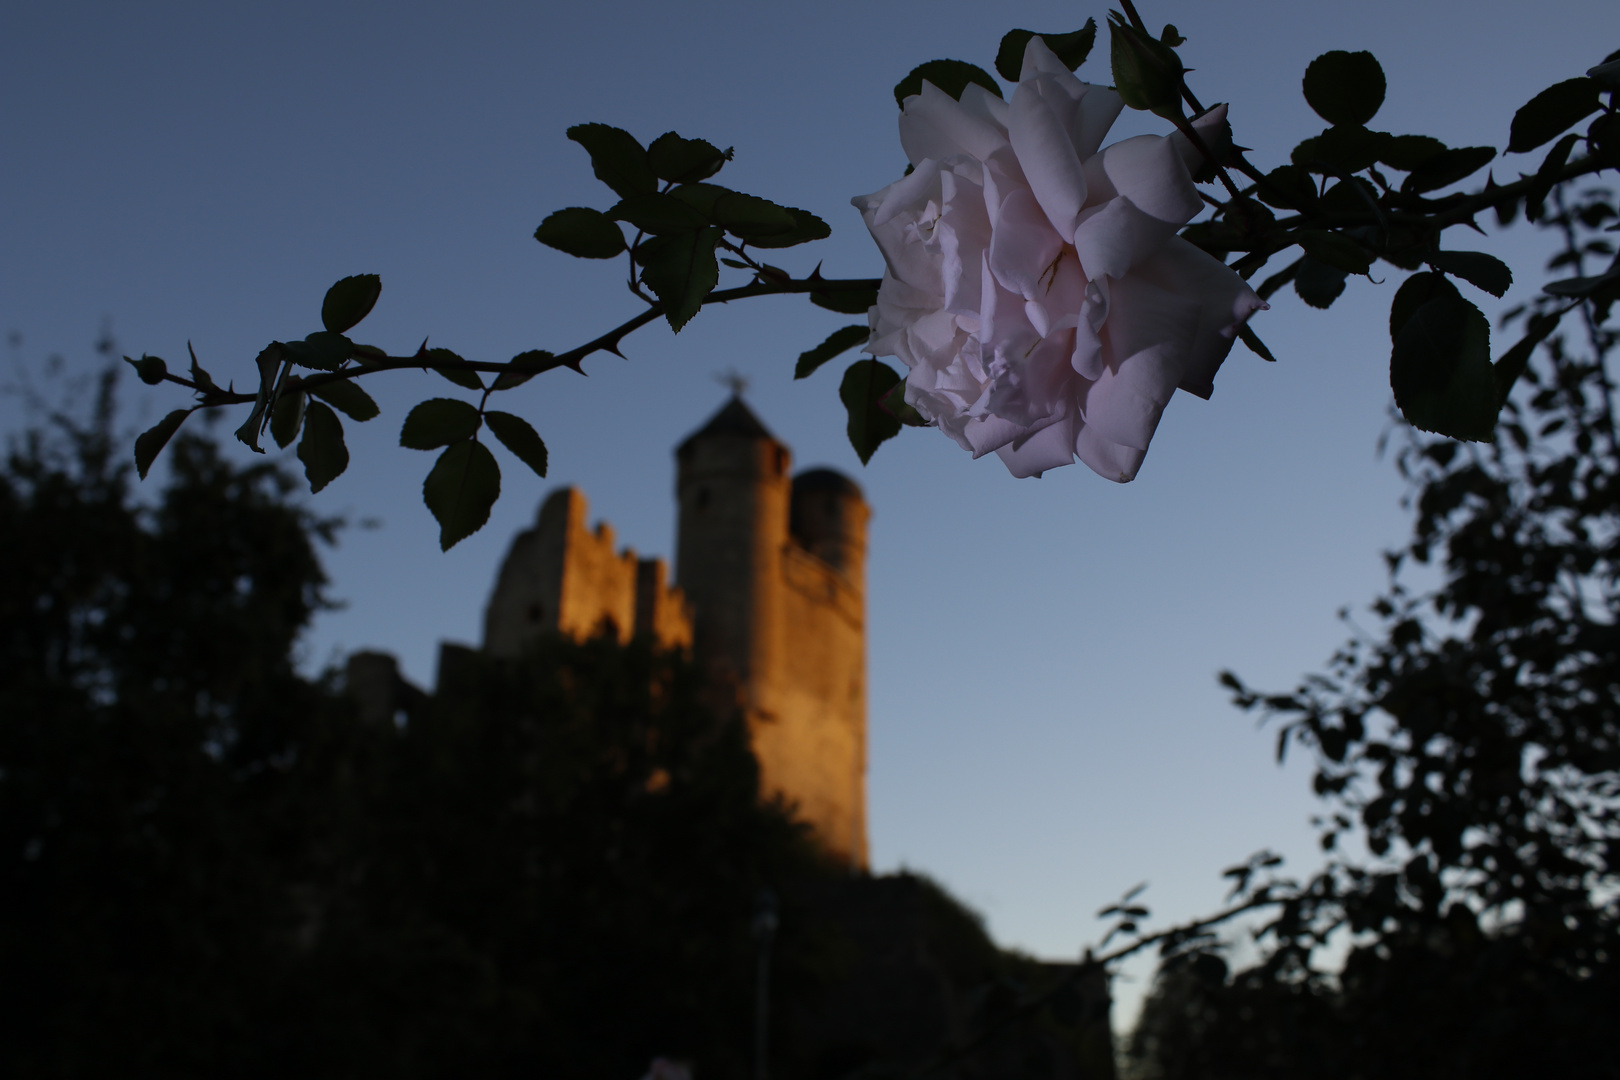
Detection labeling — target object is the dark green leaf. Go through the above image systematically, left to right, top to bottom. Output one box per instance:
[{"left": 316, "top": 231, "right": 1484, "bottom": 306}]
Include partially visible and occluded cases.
[
  {"left": 1108, "top": 13, "right": 1184, "bottom": 118},
  {"left": 994, "top": 20, "right": 1097, "bottom": 81},
  {"left": 1302, "top": 51, "right": 1386, "bottom": 127},
  {"left": 1589, "top": 57, "right": 1620, "bottom": 86},
  {"left": 893, "top": 60, "right": 1003, "bottom": 109},
  {"left": 1508, "top": 77, "right": 1600, "bottom": 153},
  {"left": 566, "top": 123, "right": 655, "bottom": 200},
  {"left": 1291, "top": 125, "right": 1390, "bottom": 174},
  {"left": 647, "top": 132, "right": 729, "bottom": 184},
  {"left": 1379, "top": 134, "right": 1446, "bottom": 171},
  {"left": 1402, "top": 146, "right": 1495, "bottom": 194},
  {"left": 1256, "top": 165, "right": 1317, "bottom": 210},
  {"left": 711, "top": 191, "right": 798, "bottom": 242},
  {"left": 608, "top": 192, "right": 711, "bottom": 234},
  {"left": 744, "top": 206, "right": 831, "bottom": 249},
  {"left": 535, "top": 207, "right": 627, "bottom": 259},
  {"left": 639, "top": 225, "right": 722, "bottom": 332},
  {"left": 1300, "top": 231, "right": 1372, "bottom": 275},
  {"left": 1429, "top": 250, "right": 1512, "bottom": 298},
  {"left": 1295, "top": 256, "right": 1348, "bottom": 309},
  {"left": 1543, "top": 266, "right": 1620, "bottom": 298},
  {"left": 1389, "top": 272, "right": 1462, "bottom": 343},
  {"left": 320, "top": 274, "right": 381, "bottom": 334},
  {"left": 811, "top": 284, "right": 879, "bottom": 315},
  {"left": 1390, "top": 292, "right": 1497, "bottom": 441},
  {"left": 1238, "top": 324, "right": 1277, "bottom": 362},
  {"left": 794, "top": 325, "right": 869, "bottom": 380},
  {"left": 281, "top": 331, "right": 353, "bottom": 372},
  {"left": 187, "top": 342, "right": 221, "bottom": 394},
  {"left": 350, "top": 343, "right": 388, "bottom": 366},
  {"left": 425, "top": 347, "right": 483, "bottom": 390},
  {"left": 492, "top": 349, "right": 557, "bottom": 391},
  {"left": 127, "top": 354, "right": 167, "bottom": 385},
  {"left": 839, "top": 359, "right": 904, "bottom": 464},
  {"left": 308, "top": 376, "right": 380, "bottom": 420},
  {"left": 878, "top": 378, "right": 927, "bottom": 426},
  {"left": 270, "top": 389, "right": 305, "bottom": 449},
  {"left": 401, "top": 397, "right": 482, "bottom": 449},
  {"left": 297, "top": 400, "right": 349, "bottom": 493},
  {"left": 134, "top": 409, "right": 189, "bottom": 480},
  {"left": 484, "top": 411, "right": 549, "bottom": 478},
  {"left": 423, "top": 439, "right": 500, "bottom": 551}
]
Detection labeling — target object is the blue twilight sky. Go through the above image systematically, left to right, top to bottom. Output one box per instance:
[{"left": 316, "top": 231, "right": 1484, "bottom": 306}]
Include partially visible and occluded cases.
[{"left": 5, "top": 0, "right": 1616, "bottom": 1027}]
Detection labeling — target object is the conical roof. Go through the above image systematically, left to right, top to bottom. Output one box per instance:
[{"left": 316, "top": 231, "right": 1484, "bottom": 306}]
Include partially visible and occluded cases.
[{"left": 677, "top": 395, "right": 780, "bottom": 455}]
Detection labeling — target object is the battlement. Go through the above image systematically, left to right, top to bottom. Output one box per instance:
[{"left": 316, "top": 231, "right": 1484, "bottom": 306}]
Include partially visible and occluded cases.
[{"left": 483, "top": 487, "right": 692, "bottom": 655}]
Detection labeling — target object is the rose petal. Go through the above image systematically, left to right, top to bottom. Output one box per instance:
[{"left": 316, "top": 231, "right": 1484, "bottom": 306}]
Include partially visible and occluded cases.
[
  {"left": 1009, "top": 68, "right": 1090, "bottom": 239},
  {"left": 900, "top": 81, "right": 1009, "bottom": 165},
  {"left": 1170, "top": 103, "right": 1230, "bottom": 176},
  {"left": 1098, "top": 134, "right": 1204, "bottom": 225},
  {"left": 988, "top": 187, "right": 1064, "bottom": 300},
  {"left": 1072, "top": 196, "right": 1180, "bottom": 281},
  {"left": 996, "top": 413, "right": 1079, "bottom": 478},
  {"left": 1074, "top": 421, "right": 1147, "bottom": 482}
]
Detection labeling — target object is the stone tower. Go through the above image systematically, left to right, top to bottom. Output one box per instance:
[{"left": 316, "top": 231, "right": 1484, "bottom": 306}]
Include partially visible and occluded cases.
[
  {"left": 478, "top": 396, "right": 870, "bottom": 869},
  {"left": 675, "top": 398, "right": 869, "bottom": 869}
]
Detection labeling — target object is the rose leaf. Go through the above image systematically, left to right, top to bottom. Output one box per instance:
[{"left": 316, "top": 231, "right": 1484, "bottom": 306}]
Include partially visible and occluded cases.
[
  {"left": 1302, "top": 51, "right": 1386, "bottom": 127},
  {"left": 893, "top": 60, "right": 1002, "bottom": 108},
  {"left": 1508, "top": 78, "right": 1600, "bottom": 154},
  {"left": 566, "top": 123, "right": 656, "bottom": 200},
  {"left": 535, "top": 207, "right": 627, "bottom": 259},
  {"left": 639, "top": 226, "right": 722, "bottom": 332},
  {"left": 321, "top": 274, "right": 382, "bottom": 334},
  {"left": 1390, "top": 292, "right": 1498, "bottom": 442},
  {"left": 794, "top": 325, "right": 869, "bottom": 380},
  {"left": 839, "top": 358, "right": 903, "bottom": 464},
  {"left": 400, "top": 398, "right": 482, "bottom": 450},
  {"left": 297, "top": 400, "right": 350, "bottom": 494},
  {"left": 135, "top": 409, "right": 191, "bottom": 480},
  {"left": 484, "top": 411, "right": 549, "bottom": 479},
  {"left": 423, "top": 440, "right": 501, "bottom": 551}
]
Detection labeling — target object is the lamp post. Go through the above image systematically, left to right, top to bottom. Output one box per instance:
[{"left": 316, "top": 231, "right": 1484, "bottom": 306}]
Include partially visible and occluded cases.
[{"left": 751, "top": 886, "right": 779, "bottom": 1080}]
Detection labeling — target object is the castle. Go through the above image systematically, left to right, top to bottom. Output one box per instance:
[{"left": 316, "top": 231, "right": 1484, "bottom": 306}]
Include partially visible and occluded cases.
[{"left": 480, "top": 396, "right": 871, "bottom": 869}]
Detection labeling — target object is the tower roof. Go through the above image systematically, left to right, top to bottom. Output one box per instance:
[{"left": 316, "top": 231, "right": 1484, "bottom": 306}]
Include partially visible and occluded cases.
[
  {"left": 677, "top": 395, "right": 780, "bottom": 455},
  {"left": 793, "top": 467, "right": 864, "bottom": 500}
]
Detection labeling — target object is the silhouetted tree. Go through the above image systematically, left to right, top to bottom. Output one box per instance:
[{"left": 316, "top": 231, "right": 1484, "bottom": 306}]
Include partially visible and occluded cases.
[{"left": 1129, "top": 187, "right": 1620, "bottom": 1079}]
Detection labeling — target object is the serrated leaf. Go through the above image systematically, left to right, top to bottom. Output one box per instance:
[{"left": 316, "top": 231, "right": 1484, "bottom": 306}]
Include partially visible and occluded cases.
[
  {"left": 995, "top": 20, "right": 1097, "bottom": 80},
  {"left": 1302, "top": 50, "right": 1386, "bottom": 127},
  {"left": 893, "top": 60, "right": 1003, "bottom": 109},
  {"left": 1508, "top": 77, "right": 1600, "bottom": 153},
  {"left": 566, "top": 123, "right": 655, "bottom": 200},
  {"left": 1291, "top": 125, "right": 1390, "bottom": 174},
  {"left": 647, "top": 132, "right": 728, "bottom": 184},
  {"left": 1379, "top": 134, "right": 1446, "bottom": 171},
  {"left": 1402, "top": 146, "right": 1495, "bottom": 194},
  {"left": 1256, "top": 165, "right": 1317, "bottom": 210},
  {"left": 711, "top": 191, "right": 798, "bottom": 242},
  {"left": 608, "top": 192, "right": 711, "bottom": 234},
  {"left": 744, "top": 206, "right": 831, "bottom": 249},
  {"left": 535, "top": 207, "right": 627, "bottom": 259},
  {"left": 639, "top": 225, "right": 721, "bottom": 332},
  {"left": 1299, "top": 230, "right": 1372, "bottom": 275},
  {"left": 1429, "top": 250, "right": 1512, "bottom": 298},
  {"left": 1294, "top": 256, "right": 1348, "bottom": 309},
  {"left": 1257, "top": 257, "right": 1301, "bottom": 301},
  {"left": 1389, "top": 272, "right": 1462, "bottom": 343},
  {"left": 321, "top": 274, "right": 381, "bottom": 334},
  {"left": 811, "top": 284, "right": 879, "bottom": 315},
  {"left": 1390, "top": 292, "right": 1497, "bottom": 441},
  {"left": 794, "top": 324, "right": 869, "bottom": 379},
  {"left": 281, "top": 330, "right": 353, "bottom": 371},
  {"left": 424, "top": 347, "right": 483, "bottom": 390},
  {"left": 492, "top": 349, "right": 557, "bottom": 391},
  {"left": 839, "top": 359, "right": 903, "bottom": 464},
  {"left": 308, "top": 376, "right": 380, "bottom": 420},
  {"left": 270, "top": 388, "right": 306, "bottom": 449},
  {"left": 401, "top": 397, "right": 482, "bottom": 449},
  {"left": 297, "top": 400, "right": 349, "bottom": 493},
  {"left": 135, "top": 409, "right": 190, "bottom": 480},
  {"left": 484, "top": 411, "right": 549, "bottom": 478},
  {"left": 423, "top": 440, "right": 500, "bottom": 550}
]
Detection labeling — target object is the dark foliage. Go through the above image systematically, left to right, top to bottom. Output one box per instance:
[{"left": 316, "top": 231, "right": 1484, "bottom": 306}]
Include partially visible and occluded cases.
[
  {"left": 1129, "top": 188, "right": 1620, "bottom": 1078},
  {"left": 0, "top": 375, "right": 829, "bottom": 1079}
]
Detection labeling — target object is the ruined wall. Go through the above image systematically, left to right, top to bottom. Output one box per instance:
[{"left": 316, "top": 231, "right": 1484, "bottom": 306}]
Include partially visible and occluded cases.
[{"left": 483, "top": 487, "right": 690, "bottom": 655}]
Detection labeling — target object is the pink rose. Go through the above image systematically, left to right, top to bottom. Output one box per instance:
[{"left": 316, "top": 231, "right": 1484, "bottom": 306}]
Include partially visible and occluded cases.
[{"left": 854, "top": 38, "right": 1265, "bottom": 481}]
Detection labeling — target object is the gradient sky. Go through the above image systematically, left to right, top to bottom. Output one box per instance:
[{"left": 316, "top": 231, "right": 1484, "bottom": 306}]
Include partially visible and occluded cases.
[{"left": 5, "top": 0, "right": 1616, "bottom": 1028}]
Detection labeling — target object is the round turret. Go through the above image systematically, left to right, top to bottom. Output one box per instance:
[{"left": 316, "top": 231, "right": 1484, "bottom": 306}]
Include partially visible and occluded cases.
[{"left": 790, "top": 468, "right": 869, "bottom": 587}]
